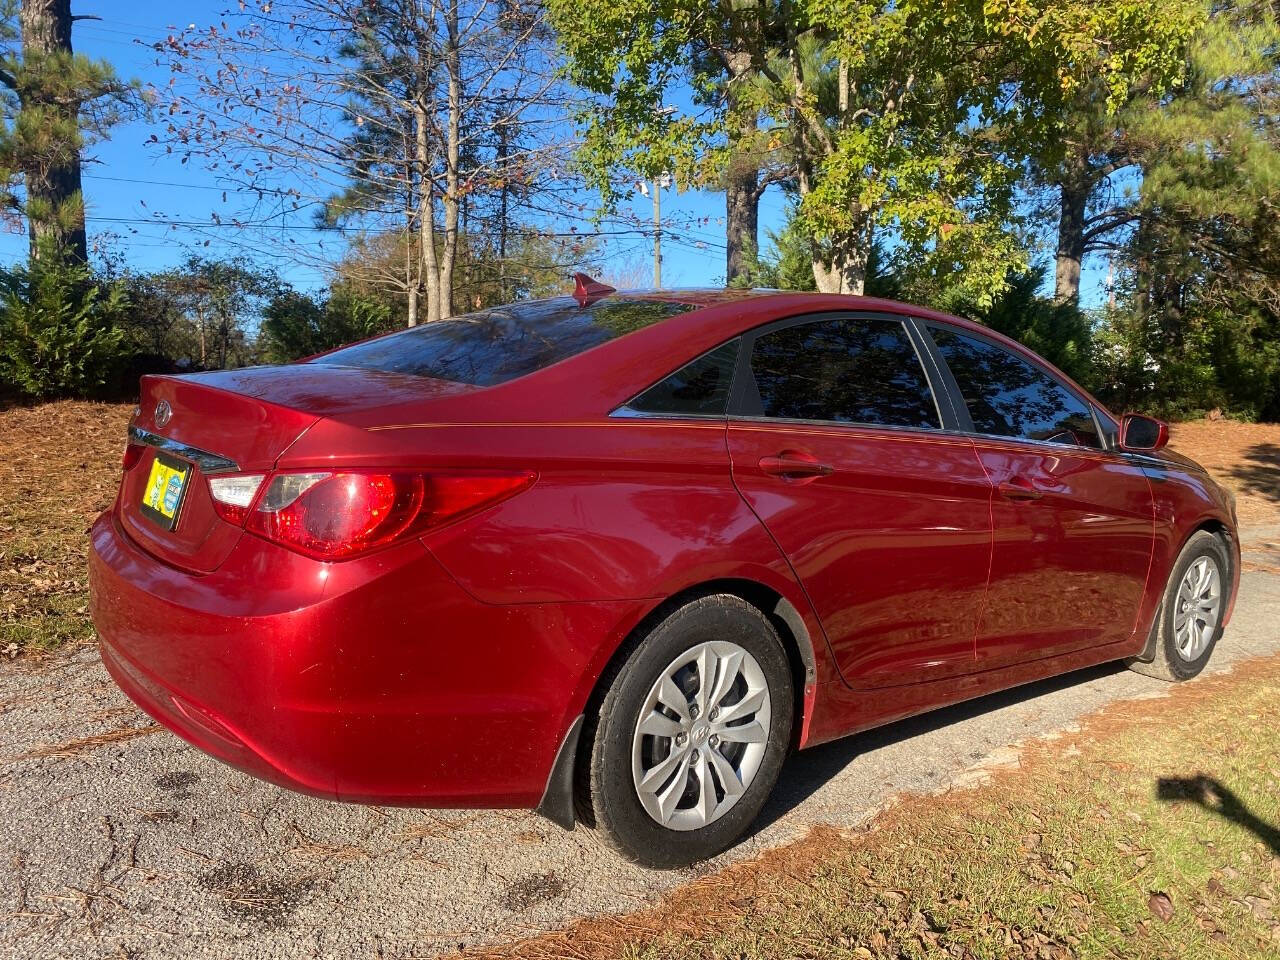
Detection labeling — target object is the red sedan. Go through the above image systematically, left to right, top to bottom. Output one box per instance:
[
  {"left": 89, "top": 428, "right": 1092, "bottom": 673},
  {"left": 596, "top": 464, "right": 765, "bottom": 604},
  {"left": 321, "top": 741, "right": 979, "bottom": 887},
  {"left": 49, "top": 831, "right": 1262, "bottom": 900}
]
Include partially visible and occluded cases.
[{"left": 89, "top": 281, "right": 1239, "bottom": 867}]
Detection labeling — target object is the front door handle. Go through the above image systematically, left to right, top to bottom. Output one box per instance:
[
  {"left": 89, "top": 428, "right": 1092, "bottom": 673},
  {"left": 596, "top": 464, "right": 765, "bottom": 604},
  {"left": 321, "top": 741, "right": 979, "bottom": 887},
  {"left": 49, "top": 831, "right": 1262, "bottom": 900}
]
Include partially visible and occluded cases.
[
  {"left": 759, "top": 452, "right": 835, "bottom": 480},
  {"left": 998, "top": 477, "right": 1044, "bottom": 501}
]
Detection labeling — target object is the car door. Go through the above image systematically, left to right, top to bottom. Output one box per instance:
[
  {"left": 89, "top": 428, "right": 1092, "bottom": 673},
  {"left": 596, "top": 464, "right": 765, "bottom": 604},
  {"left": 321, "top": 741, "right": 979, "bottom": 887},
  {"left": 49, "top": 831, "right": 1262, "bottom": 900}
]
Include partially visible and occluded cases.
[
  {"left": 726, "top": 312, "right": 993, "bottom": 689},
  {"left": 922, "top": 323, "right": 1155, "bottom": 667}
]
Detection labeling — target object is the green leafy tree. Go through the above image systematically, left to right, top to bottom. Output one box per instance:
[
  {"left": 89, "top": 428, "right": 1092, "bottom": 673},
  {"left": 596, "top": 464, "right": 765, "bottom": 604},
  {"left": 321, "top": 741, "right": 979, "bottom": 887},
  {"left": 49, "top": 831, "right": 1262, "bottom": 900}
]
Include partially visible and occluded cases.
[
  {"left": 551, "top": 0, "right": 1183, "bottom": 305},
  {"left": 1014, "top": 1, "right": 1204, "bottom": 306},
  {"left": 1095, "top": 2, "right": 1280, "bottom": 419},
  {"left": 753, "top": 213, "right": 817, "bottom": 291},
  {"left": 0, "top": 239, "right": 127, "bottom": 398},
  {"left": 133, "top": 258, "right": 280, "bottom": 371},
  {"left": 945, "top": 268, "right": 1095, "bottom": 388},
  {"left": 258, "top": 286, "right": 394, "bottom": 364}
]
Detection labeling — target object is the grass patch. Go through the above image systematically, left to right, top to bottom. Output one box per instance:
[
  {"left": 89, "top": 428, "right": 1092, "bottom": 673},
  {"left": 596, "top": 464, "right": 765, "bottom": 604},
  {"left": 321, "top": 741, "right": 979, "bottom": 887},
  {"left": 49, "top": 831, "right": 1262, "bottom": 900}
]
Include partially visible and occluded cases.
[
  {"left": 0, "top": 400, "right": 133, "bottom": 656},
  {"left": 469, "top": 659, "right": 1280, "bottom": 960}
]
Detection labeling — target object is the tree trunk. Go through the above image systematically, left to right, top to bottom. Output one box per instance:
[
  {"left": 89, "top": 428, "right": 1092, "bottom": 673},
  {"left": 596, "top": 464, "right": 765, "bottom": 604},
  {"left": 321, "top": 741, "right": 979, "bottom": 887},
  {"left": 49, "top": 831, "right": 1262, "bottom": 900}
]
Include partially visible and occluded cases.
[
  {"left": 19, "top": 0, "right": 88, "bottom": 264},
  {"left": 438, "top": 0, "right": 462, "bottom": 320},
  {"left": 724, "top": 53, "right": 759, "bottom": 286},
  {"left": 415, "top": 100, "right": 442, "bottom": 324},
  {"left": 497, "top": 116, "right": 510, "bottom": 303},
  {"left": 795, "top": 152, "right": 870, "bottom": 295},
  {"left": 725, "top": 161, "right": 759, "bottom": 286},
  {"left": 1054, "top": 171, "right": 1089, "bottom": 306},
  {"left": 405, "top": 199, "right": 420, "bottom": 327},
  {"left": 1132, "top": 212, "right": 1152, "bottom": 320},
  {"left": 811, "top": 215, "right": 871, "bottom": 295},
  {"left": 811, "top": 239, "right": 868, "bottom": 295},
  {"left": 407, "top": 283, "right": 420, "bottom": 328},
  {"left": 196, "top": 306, "right": 207, "bottom": 366}
]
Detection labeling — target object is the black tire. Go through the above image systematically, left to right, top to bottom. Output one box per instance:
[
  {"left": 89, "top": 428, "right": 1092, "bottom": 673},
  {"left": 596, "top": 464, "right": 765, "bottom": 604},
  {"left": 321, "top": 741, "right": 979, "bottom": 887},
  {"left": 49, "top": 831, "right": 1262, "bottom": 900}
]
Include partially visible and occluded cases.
[
  {"left": 1127, "top": 530, "right": 1231, "bottom": 682},
  {"left": 579, "top": 594, "right": 794, "bottom": 868}
]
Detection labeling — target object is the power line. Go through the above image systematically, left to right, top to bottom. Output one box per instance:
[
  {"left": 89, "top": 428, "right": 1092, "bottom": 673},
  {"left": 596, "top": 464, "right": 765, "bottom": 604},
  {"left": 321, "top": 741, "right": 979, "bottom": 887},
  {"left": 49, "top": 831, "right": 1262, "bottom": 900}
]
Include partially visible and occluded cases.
[
  {"left": 84, "top": 173, "right": 284, "bottom": 193},
  {"left": 85, "top": 214, "right": 668, "bottom": 242},
  {"left": 87, "top": 215, "right": 345, "bottom": 232}
]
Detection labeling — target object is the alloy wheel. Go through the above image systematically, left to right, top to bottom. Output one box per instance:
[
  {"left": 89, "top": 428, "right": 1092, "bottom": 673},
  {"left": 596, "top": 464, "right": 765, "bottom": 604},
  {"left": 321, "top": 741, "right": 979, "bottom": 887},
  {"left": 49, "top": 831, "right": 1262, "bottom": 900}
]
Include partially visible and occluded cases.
[
  {"left": 1174, "top": 555, "right": 1222, "bottom": 662},
  {"left": 630, "top": 640, "right": 772, "bottom": 831}
]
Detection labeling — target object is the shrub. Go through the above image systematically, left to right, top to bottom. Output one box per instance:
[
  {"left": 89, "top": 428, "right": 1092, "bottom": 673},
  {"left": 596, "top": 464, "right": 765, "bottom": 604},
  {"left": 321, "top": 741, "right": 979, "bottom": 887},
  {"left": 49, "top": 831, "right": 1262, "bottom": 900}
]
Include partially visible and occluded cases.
[
  {"left": 0, "top": 247, "right": 129, "bottom": 400},
  {"left": 258, "top": 285, "right": 394, "bottom": 364},
  {"left": 1091, "top": 301, "right": 1280, "bottom": 421}
]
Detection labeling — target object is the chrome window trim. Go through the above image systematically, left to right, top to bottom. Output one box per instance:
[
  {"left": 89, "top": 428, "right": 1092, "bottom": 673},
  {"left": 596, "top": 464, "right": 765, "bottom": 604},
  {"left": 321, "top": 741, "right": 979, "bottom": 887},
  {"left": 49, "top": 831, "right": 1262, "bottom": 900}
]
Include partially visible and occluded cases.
[
  {"left": 610, "top": 406, "right": 726, "bottom": 421},
  {"left": 613, "top": 407, "right": 1131, "bottom": 457},
  {"left": 725, "top": 413, "right": 948, "bottom": 439},
  {"left": 727, "top": 414, "right": 1130, "bottom": 457},
  {"left": 128, "top": 424, "right": 240, "bottom": 474},
  {"left": 962, "top": 428, "right": 1120, "bottom": 456}
]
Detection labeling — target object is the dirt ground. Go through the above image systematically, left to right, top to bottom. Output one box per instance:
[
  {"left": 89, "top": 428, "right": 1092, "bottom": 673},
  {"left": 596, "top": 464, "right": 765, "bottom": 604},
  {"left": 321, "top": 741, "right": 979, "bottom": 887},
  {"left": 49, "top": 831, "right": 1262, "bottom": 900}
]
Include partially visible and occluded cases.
[
  {"left": 0, "top": 402, "right": 132, "bottom": 655},
  {"left": 1170, "top": 419, "right": 1280, "bottom": 529}
]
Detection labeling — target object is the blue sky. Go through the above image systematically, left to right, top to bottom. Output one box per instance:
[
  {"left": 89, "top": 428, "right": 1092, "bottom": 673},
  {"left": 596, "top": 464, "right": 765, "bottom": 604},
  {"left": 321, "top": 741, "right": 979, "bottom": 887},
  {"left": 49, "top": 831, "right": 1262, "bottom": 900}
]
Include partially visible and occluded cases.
[
  {"left": 0, "top": 2, "right": 752, "bottom": 292},
  {"left": 1, "top": 3, "right": 1103, "bottom": 304}
]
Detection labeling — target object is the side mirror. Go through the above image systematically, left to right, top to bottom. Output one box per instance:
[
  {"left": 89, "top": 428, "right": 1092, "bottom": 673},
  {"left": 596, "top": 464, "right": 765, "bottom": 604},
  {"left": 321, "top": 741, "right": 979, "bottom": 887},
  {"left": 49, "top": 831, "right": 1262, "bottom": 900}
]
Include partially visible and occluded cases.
[{"left": 1119, "top": 413, "right": 1169, "bottom": 452}]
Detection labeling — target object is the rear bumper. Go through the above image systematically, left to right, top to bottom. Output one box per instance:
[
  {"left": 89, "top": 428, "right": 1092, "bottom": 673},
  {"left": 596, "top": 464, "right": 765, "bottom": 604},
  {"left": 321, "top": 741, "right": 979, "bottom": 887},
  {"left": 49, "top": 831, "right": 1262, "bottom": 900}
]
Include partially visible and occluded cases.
[{"left": 89, "top": 512, "right": 643, "bottom": 808}]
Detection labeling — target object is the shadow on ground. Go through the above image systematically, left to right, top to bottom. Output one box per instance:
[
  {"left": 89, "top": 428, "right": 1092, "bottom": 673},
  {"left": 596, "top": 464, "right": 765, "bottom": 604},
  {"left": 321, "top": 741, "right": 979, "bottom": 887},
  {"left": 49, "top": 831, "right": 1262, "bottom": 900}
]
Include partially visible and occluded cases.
[
  {"left": 1230, "top": 443, "right": 1280, "bottom": 506},
  {"left": 750, "top": 660, "right": 1127, "bottom": 836},
  {"left": 1157, "top": 775, "right": 1280, "bottom": 856}
]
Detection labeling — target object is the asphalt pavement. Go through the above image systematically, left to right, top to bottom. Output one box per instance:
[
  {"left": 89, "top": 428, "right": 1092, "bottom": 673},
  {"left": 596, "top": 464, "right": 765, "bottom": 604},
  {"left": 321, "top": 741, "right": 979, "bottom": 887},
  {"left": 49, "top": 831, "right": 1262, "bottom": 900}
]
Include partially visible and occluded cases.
[{"left": 2, "top": 539, "right": 1278, "bottom": 960}]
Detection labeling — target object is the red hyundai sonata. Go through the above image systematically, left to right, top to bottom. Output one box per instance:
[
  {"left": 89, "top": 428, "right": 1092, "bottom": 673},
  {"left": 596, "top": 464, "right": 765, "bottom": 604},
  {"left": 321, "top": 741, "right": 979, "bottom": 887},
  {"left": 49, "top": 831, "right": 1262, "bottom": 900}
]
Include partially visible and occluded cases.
[{"left": 89, "top": 279, "right": 1239, "bottom": 867}]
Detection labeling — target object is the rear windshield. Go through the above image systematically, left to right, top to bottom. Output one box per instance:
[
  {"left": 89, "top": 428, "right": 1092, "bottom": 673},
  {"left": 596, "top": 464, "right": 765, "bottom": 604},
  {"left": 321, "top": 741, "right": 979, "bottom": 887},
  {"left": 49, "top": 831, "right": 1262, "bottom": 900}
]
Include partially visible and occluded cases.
[{"left": 311, "top": 296, "right": 697, "bottom": 386}]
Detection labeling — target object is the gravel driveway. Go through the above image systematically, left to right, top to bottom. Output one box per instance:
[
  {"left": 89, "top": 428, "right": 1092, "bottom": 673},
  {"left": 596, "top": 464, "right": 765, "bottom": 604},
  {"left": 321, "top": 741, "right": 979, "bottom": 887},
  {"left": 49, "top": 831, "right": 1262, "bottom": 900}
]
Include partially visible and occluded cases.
[{"left": 3, "top": 536, "right": 1279, "bottom": 960}]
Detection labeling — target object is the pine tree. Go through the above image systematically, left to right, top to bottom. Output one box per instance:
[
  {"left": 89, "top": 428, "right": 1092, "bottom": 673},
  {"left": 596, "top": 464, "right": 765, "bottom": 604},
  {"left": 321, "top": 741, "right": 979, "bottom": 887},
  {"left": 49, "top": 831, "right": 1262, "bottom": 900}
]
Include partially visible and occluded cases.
[{"left": 0, "top": 0, "right": 134, "bottom": 264}]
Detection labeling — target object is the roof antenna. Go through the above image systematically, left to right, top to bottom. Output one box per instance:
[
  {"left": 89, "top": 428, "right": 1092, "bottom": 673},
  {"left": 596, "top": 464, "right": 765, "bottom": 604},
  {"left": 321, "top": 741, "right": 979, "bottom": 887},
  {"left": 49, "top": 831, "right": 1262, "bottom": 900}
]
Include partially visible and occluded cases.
[{"left": 572, "top": 272, "right": 616, "bottom": 307}]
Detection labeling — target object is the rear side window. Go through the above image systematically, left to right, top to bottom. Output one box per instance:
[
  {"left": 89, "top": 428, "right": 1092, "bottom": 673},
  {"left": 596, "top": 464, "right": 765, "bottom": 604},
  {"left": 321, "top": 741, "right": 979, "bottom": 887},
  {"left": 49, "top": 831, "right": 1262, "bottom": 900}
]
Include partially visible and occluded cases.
[
  {"left": 313, "top": 296, "right": 696, "bottom": 386},
  {"left": 746, "top": 316, "right": 939, "bottom": 429},
  {"left": 930, "top": 327, "right": 1101, "bottom": 448},
  {"left": 628, "top": 340, "right": 740, "bottom": 416}
]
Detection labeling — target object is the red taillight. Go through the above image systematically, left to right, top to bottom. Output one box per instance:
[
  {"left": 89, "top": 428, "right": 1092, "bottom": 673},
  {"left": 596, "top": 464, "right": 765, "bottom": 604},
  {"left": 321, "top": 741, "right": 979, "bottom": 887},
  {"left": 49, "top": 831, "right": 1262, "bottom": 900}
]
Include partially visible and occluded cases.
[
  {"left": 122, "top": 443, "right": 145, "bottom": 472},
  {"left": 243, "top": 470, "right": 535, "bottom": 560}
]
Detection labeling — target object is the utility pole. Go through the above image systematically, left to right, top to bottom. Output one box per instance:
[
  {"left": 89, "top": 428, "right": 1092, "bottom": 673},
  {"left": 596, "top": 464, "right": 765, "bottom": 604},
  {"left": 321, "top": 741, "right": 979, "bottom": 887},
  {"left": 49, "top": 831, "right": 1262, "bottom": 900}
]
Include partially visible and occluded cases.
[
  {"left": 644, "top": 106, "right": 677, "bottom": 290},
  {"left": 646, "top": 171, "right": 672, "bottom": 289},
  {"left": 652, "top": 178, "right": 662, "bottom": 289}
]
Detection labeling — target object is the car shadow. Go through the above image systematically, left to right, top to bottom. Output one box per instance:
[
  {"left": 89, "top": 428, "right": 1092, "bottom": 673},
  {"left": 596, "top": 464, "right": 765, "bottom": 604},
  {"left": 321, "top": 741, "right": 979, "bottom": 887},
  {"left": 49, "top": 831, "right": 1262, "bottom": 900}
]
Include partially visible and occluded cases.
[
  {"left": 1229, "top": 442, "right": 1280, "bottom": 507},
  {"left": 748, "top": 660, "right": 1127, "bottom": 837},
  {"left": 1156, "top": 775, "right": 1280, "bottom": 855}
]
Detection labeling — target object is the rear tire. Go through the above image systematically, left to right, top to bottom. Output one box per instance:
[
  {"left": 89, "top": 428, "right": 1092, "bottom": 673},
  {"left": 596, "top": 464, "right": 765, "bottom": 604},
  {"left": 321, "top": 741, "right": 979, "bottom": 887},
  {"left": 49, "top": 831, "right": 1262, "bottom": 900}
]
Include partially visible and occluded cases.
[
  {"left": 1127, "top": 530, "right": 1230, "bottom": 682},
  {"left": 580, "top": 594, "right": 793, "bottom": 868}
]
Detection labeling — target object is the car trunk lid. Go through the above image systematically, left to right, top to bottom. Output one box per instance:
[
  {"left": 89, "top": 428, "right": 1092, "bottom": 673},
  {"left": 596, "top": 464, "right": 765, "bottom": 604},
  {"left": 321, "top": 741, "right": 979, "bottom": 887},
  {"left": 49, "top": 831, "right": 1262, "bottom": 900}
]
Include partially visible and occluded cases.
[{"left": 118, "top": 366, "right": 470, "bottom": 573}]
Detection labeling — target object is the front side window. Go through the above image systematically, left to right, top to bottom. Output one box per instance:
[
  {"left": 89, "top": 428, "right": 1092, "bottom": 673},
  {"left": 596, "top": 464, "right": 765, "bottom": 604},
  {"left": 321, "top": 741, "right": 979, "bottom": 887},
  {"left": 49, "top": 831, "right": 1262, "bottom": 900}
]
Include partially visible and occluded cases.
[
  {"left": 746, "top": 317, "right": 939, "bottom": 429},
  {"left": 930, "top": 326, "right": 1101, "bottom": 448},
  {"left": 628, "top": 340, "right": 740, "bottom": 416}
]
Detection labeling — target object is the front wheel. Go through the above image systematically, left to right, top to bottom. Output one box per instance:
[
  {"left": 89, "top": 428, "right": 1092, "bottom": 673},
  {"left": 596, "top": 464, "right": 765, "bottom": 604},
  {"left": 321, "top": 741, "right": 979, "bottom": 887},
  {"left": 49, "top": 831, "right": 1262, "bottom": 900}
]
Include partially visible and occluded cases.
[
  {"left": 1128, "top": 530, "right": 1231, "bottom": 682},
  {"left": 580, "top": 595, "right": 793, "bottom": 868}
]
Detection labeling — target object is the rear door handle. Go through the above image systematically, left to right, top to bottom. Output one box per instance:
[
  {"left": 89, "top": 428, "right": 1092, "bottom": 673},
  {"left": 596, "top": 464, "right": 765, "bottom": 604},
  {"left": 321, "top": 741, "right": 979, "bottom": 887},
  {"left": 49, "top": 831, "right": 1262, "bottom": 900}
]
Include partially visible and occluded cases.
[
  {"left": 759, "top": 452, "right": 835, "bottom": 479},
  {"left": 998, "top": 478, "right": 1044, "bottom": 501}
]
